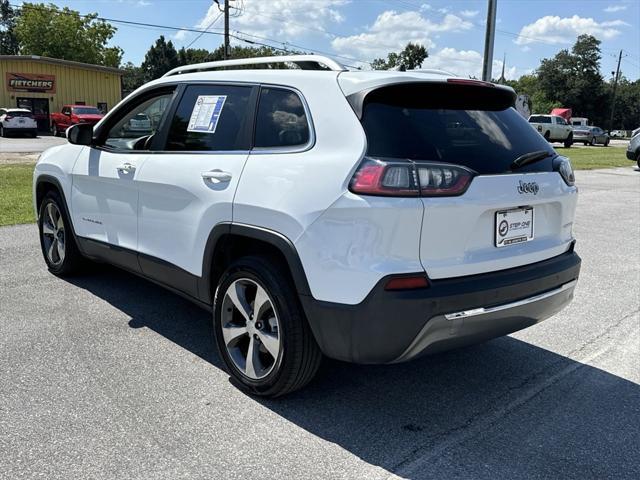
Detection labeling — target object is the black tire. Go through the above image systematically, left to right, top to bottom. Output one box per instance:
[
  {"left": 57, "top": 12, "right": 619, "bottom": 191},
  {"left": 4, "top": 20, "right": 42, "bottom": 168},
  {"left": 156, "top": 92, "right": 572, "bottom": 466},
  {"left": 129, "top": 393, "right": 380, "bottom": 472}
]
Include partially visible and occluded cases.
[
  {"left": 0, "top": 124, "right": 5, "bottom": 137},
  {"left": 52, "top": 124, "right": 59, "bottom": 137},
  {"left": 543, "top": 131, "right": 550, "bottom": 141},
  {"left": 564, "top": 133, "right": 573, "bottom": 148},
  {"left": 590, "top": 136, "right": 596, "bottom": 146},
  {"left": 604, "top": 138, "right": 610, "bottom": 147},
  {"left": 583, "top": 142, "right": 588, "bottom": 146},
  {"left": 637, "top": 153, "right": 640, "bottom": 170},
  {"left": 38, "top": 191, "right": 86, "bottom": 276},
  {"left": 213, "top": 255, "right": 322, "bottom": 397}
]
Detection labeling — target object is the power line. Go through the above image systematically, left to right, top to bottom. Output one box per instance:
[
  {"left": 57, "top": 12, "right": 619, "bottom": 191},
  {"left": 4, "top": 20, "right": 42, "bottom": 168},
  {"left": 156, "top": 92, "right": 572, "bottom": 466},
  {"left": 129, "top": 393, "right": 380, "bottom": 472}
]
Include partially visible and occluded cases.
[{"left": 185, "top": 11, "right": 223, "bottom": 49}]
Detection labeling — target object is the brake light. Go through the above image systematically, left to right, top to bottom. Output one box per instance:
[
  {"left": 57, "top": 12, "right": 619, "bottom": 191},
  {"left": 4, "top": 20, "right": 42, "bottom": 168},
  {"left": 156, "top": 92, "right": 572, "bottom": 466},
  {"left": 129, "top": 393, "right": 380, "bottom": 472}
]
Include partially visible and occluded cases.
[
  {"left": 447, "top": 78, "right": 495, "bottom": 87},
  {"left": 5, "top": 115, "right": 13, "bottom": 120},
  {"left": 349, "top": 157, "right": 475, "bottom": 197},
  {"left": 384, "top": 275, "right": 430, "bottom": 290}
]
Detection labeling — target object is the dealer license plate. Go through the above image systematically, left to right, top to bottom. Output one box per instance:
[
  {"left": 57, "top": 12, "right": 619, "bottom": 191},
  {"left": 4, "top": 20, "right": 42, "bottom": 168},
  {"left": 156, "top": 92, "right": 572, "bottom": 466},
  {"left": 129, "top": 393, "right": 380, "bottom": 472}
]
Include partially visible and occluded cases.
[{"left": 495, "top": 207, "right": 534, "bottom": 247}]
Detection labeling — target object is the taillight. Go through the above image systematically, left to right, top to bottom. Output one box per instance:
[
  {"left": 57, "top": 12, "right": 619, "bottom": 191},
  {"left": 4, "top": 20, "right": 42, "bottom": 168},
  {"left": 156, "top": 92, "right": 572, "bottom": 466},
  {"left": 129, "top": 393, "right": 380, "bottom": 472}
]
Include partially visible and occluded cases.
[
  {"left": 5, "top": 115, "right": 13, "bottom": 120},
  {"left": 553, "top": 155, "right": 575, "bottom": 186},
  {"left": 349, "top": 157, "right": 475, "bottom": 197}
]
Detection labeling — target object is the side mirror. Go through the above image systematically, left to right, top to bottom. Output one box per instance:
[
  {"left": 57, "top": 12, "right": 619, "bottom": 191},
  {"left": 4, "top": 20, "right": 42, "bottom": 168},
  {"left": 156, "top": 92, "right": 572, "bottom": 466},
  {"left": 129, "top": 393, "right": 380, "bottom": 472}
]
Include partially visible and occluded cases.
[{"left": 66, "top": 123, "right": 93, "bottom": 146}]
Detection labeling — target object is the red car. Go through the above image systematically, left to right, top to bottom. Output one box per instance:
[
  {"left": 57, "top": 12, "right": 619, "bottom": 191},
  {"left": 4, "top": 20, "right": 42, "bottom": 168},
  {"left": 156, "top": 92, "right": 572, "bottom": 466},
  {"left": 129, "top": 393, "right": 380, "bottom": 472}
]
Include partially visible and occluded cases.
[{"left": 50, "top": 105, "right": 104, "bottom": 137}]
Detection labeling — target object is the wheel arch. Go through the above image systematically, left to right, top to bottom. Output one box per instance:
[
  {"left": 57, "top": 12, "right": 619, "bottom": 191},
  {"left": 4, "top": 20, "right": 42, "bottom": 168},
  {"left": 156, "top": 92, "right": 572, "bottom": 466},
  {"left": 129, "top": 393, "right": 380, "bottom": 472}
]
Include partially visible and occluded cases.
[
  {"left": 34, "top": 175, "right": 79, "bottom": 240},
  {"left": 198, "top": 223, "right": 312, "bottom": 305}
]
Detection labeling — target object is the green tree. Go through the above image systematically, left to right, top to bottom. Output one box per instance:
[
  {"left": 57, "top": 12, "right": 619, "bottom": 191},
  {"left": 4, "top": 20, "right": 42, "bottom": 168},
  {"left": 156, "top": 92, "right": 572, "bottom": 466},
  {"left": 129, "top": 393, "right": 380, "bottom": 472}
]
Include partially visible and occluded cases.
[
  {"left": 0, "top": 0, "right": 19, "bottom": 54},
  {"left": 13, "top": 2, "right": 122, "bottom": 67},
  {"left": 140, "top": 35, "right": 179, "bottom": 81},
  {"left": 537, "top": 35, "right": 607, "bottom": 124},
  {"left": 372, "top": 42, "right": 428, "bottom": 70},
  {"left": 177, "top": 47, "right": 215, "bottom": 66},
  {"left": 121, "top": 61, "right": 145, "bottom": 94},
  {"left": 608, "top": 77, "right": 640, "bottom": 130}
]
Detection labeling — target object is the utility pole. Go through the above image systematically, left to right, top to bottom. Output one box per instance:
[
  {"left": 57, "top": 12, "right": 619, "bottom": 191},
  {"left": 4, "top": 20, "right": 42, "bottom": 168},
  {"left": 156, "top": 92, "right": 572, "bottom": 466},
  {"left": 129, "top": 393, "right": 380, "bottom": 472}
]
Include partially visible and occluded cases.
[
  {"left": 223, "top": 0, "right": 231, "bottom": 60},
  {"left": 482, "top": 0, "right": 497, "bottom": 81},
  {"left": 608, "top": 49, "right": 623, "bottom": 132}
]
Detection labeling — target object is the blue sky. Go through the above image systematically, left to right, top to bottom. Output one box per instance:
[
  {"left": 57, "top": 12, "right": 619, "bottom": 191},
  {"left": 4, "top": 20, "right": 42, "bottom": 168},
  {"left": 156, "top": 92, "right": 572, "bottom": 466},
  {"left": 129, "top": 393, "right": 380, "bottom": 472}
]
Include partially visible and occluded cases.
[{"left": 42, "top": 0, "right": 640, "bottom": 80}]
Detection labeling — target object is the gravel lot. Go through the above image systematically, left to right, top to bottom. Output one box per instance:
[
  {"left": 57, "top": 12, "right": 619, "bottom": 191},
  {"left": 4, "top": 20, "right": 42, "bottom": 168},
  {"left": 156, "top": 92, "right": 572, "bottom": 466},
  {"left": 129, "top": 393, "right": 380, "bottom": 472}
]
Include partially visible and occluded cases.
[
  {"left": 0, "top": 134, "right": 67, "bottom": 154},
  {"left": 0, "top": 168, "right": 638, "bottom": 479}
]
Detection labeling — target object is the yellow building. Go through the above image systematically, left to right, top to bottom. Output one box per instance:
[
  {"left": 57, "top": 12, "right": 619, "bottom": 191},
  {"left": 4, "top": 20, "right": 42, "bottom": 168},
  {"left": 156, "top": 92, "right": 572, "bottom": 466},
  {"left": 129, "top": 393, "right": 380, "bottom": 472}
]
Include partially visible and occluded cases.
[{"left": 0, "top": 55, "right": 122, "bottom": 132}]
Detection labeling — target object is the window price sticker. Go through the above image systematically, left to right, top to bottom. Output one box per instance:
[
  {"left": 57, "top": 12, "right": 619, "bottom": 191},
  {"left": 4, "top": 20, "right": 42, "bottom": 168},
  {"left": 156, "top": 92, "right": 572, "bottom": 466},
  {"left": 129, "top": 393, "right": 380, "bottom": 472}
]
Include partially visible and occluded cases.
[{"left": 187, "top": 95, "right": 227, "bottom": 134}]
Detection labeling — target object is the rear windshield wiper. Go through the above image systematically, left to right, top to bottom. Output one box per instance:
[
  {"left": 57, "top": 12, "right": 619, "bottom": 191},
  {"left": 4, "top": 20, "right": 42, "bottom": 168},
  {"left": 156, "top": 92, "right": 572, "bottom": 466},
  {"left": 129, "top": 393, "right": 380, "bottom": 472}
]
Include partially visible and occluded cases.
[{"left": 510, "top": 150, "right": 555, "bottom": 170}]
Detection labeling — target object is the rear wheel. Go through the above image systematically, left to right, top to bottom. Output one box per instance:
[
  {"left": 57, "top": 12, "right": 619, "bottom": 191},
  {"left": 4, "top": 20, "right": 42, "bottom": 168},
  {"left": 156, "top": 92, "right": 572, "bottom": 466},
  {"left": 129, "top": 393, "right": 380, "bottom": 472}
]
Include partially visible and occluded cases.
[
  {"left": 52, "top": 123, "right": 59, "bottom": 137},
  {"left": 0, "top": 124, "right": 5, "bottom": 137},
  {"left": 543, "top": 131, "right": 550, "bottom": 141},
  {"left": 564, "top": 133, "right": 573, "bottom": 148},
  {"left": 590, "top": 136, "right": 596, "bottom": 146},
  {"left": 604, "top": 138, "right": 610, "bottom": 147},
  {"left": 38, "top": 191, "right": 85, "bottom": 275},
  {"left": 213, "top": 256, "right": 321, "bottom": 397}
]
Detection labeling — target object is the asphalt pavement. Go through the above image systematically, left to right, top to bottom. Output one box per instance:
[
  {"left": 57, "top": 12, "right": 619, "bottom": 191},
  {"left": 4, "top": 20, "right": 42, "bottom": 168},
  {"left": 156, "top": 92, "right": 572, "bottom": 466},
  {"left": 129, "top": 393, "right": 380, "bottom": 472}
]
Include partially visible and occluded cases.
[
  {"left": 0, "top": 134, "right": 67, "bottom": 153},
  {"left": 0, "top": 168, "right": 638, "bottom": 479}
]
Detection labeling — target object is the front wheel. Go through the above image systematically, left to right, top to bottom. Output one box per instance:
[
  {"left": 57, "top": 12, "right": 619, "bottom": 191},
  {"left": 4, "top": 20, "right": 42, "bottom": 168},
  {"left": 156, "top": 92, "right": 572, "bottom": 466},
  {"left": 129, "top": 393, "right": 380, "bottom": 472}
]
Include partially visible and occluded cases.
[
  {"left": 51, "top": 123, "right": 59, "bottom": 137},
  {"left": 564, "top": 133, "right": 573, "bottom": 148},
  {"left": 590, "top": 136, "right": 596, "bottom": 146},
  {"left": 604, "top": 138, "right": 610, "bottom": 147},
  {"left": 38, "top": 191, "right": 85, "bottom": 275},
  {"left": 213, "top": 256, "right": 322, "bottom": 397}
]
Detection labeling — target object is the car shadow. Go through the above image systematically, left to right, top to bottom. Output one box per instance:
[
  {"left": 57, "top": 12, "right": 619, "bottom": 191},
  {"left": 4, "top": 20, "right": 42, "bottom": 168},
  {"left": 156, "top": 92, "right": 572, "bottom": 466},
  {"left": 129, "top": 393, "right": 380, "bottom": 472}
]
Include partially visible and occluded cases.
[{"left": 68, "top": 265, "right": 640, "bottom": 479}]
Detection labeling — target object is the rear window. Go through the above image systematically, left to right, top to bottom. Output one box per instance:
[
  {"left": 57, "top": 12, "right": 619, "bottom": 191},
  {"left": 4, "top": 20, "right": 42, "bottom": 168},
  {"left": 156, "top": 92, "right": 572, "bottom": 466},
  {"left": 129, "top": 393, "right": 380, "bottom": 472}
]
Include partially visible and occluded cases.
[
  {"left": 360, "top": 83, "right": 555, "bottom": 175},
  {"left": 73, "top": 107, "right": 101, "bottom": 115},
  {"left": 9, "top": 111, "right": 33, "bottom": 118},
  {"left": 529, "top": 115, "right": 551, "bottom": 124}
]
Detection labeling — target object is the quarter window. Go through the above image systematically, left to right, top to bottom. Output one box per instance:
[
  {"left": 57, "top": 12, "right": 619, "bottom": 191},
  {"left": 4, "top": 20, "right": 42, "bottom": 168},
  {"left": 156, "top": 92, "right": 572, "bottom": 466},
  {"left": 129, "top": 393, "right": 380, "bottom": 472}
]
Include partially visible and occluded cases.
[
  {"left": 165, "top": 85, "right": 254, "bottom": 151},
  {"left": 254, "top": 88, "right": 310, "bottom": 148}
]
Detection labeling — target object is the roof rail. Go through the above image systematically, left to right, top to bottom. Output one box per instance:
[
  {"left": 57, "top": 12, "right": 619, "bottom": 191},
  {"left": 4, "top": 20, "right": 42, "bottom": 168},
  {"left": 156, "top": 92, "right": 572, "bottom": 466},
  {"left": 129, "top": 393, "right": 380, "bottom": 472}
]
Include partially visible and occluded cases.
[{"left": 162, "top": 55, "right": 348, "bottom": 77}]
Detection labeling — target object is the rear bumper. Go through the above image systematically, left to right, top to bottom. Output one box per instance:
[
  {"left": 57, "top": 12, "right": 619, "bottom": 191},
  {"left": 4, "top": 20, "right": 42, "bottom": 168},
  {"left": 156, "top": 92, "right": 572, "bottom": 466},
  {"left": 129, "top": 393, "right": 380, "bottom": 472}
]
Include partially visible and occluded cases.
[
  {"left": 3, "top": 127, "right": 37, "bottom": 135},
  {"left": 301, "top": 249, "right": 581, "bottom": 364}
]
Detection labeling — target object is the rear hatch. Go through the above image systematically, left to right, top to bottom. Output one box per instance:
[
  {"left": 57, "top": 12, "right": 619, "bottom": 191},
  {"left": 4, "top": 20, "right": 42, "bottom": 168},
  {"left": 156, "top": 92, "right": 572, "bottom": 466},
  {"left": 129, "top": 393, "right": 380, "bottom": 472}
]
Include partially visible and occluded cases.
[
  {"left": 353, "top": 80, "right": 577, "bottom": 279},
  {"left": 4, "top": 110, "right": 36, "bottom": 129}
]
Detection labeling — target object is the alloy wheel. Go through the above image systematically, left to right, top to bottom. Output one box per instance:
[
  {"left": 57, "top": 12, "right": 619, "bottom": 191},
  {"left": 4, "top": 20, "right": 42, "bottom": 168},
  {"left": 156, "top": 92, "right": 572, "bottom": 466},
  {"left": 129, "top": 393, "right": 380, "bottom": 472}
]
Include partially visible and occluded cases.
[
  {"left": 42, "top": 202, "right": 65, "bottom": 266},
  {"left": 221, "top": 278, "right": 281, "bottom": 380}
]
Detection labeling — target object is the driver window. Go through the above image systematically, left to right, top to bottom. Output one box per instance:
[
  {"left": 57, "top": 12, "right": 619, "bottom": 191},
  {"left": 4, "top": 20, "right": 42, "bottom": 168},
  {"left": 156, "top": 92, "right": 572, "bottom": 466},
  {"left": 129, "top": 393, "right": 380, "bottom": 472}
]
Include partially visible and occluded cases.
[{"left": 104, "top": 92, "right": 174, "bottom": 151}]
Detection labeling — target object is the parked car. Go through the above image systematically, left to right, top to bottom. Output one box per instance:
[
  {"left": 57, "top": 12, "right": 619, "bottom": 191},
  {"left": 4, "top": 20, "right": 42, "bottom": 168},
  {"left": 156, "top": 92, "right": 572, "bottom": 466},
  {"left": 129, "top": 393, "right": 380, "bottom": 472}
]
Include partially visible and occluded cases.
[
  {"left": 32, "top": 55, "right": 581, "bottom": 397},
  {"left": 50, "top": 105, "right": 104, "bottom": 137},
  {"left": 0, "top": 108, "right": 38, "bottom": 137},
  {"left": 122, "top": 112, "right": 152, "bottom": 136},
  {"left": 528, "top": 114, "right": 573, "bottom": 147},
  {"left": 571, "top": 117, "right": 588, "bottom": 127},
  {"left": 573, "top": 126, "right": 610, "bottom": 146},
  {"left": 632, "top": 127, "right": 640, "bottom": 138},
  {"left": 610, "top": 130, "right": 626, "bottom": 138},
  {"left": 627, "top": 134, "right": 640, "bottom": 168}
]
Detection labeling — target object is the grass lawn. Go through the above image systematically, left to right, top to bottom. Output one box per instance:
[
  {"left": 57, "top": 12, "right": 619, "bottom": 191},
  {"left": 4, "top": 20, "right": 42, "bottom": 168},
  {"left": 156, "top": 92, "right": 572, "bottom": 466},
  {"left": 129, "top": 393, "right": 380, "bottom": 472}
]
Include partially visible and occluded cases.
[
  {"left": 554, "top": 145, "right": 633, "bottom": 170},
  {"left": 0, "top": 163, "right": 35, "bottom": 226}
]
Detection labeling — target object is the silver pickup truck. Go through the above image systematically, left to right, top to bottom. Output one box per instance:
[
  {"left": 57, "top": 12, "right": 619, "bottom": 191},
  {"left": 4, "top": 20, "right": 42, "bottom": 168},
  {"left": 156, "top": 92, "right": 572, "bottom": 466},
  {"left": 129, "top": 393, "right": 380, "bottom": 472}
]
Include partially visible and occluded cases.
[{"left": 528, "top": 114, "right": 573, "bottom": 148}]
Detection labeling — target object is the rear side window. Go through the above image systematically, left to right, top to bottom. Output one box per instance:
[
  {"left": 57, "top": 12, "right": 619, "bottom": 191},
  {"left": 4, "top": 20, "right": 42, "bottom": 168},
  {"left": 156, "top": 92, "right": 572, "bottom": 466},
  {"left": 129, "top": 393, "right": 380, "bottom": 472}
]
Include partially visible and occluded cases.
[
  {"left": 360, "top": 83, "right": 555, "bottom": 175},
  {"left": 165, "top": 84, "right": 254, "bottom": 151},
  {"left": 254, "top": 87, "right": 310, "bottom": 148},
  {"left": 529, "top": 115, "right": 551, "bottom": 124}
]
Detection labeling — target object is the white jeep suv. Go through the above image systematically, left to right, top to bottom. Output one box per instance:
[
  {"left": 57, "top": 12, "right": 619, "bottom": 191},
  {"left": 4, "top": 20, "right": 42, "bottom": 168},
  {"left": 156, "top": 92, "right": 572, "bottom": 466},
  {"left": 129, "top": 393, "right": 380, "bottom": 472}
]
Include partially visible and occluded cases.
[{"left": 33, "top": 56, "right": 581, "bottom": 397}]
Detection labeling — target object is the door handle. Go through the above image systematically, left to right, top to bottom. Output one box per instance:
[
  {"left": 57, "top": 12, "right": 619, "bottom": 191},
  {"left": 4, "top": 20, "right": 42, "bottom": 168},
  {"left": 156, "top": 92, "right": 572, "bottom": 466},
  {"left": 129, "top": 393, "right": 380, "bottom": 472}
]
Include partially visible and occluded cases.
[
  {"left": 117, "top": 163, "right": 136, "bottom": 174},
  {"left": 202, "top": 170, "right": 232, "bottom": 183}
]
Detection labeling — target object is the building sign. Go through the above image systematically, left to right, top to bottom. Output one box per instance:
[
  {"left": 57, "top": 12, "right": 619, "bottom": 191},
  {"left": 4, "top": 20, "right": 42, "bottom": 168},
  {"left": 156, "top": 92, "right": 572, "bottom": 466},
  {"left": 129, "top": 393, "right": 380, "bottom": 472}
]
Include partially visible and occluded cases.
[{"left": 6, "top": 73, "right": 56, "bottom": 93}]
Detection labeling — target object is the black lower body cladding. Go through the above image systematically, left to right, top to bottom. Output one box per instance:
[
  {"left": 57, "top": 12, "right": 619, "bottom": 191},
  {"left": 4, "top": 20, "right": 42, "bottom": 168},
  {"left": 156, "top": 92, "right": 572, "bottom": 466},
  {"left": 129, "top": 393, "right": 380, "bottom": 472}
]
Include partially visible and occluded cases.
[{"left": 301, "top": 250, "right": 581, "bottom": 364}]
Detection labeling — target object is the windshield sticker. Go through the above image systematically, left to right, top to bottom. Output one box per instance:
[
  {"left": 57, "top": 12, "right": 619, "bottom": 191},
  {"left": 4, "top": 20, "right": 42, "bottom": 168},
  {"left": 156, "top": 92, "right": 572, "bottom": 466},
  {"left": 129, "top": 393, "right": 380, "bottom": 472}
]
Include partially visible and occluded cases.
[{"left": 187, "top": 95, "right": 227, "bottom": 134}]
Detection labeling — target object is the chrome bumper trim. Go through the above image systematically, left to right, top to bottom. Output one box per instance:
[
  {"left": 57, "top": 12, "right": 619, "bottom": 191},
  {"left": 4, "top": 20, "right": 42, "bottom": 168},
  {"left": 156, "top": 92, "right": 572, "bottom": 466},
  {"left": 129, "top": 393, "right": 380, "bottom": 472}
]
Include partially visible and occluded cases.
[{"left": 444, "top": 280, "right": 578, "bottom": 321}]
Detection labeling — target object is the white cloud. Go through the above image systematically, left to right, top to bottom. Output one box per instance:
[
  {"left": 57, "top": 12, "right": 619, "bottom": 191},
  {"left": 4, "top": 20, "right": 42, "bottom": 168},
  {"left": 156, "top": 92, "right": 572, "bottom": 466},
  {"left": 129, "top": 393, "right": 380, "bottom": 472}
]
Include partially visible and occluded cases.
[
  {"left": 190, "top": 0, "right": 348, "bottom": 43},
  {"left": 604, "top": 5, "right": 627, "bottom": 13},
  {"left": 331, "top": 10, "right": 472, "bottom": 60},
  {"left": 460, "top": 10, "right": 479, "bottom": 18},
  {"left": 515, "top": 15, "right": 628, "bottom": 45},
  {"left": 173, "top": 29, "right": 190, "bottom": 41},
  {"left": 420, "top": 48, "right": 519, "bottom": 80}
]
